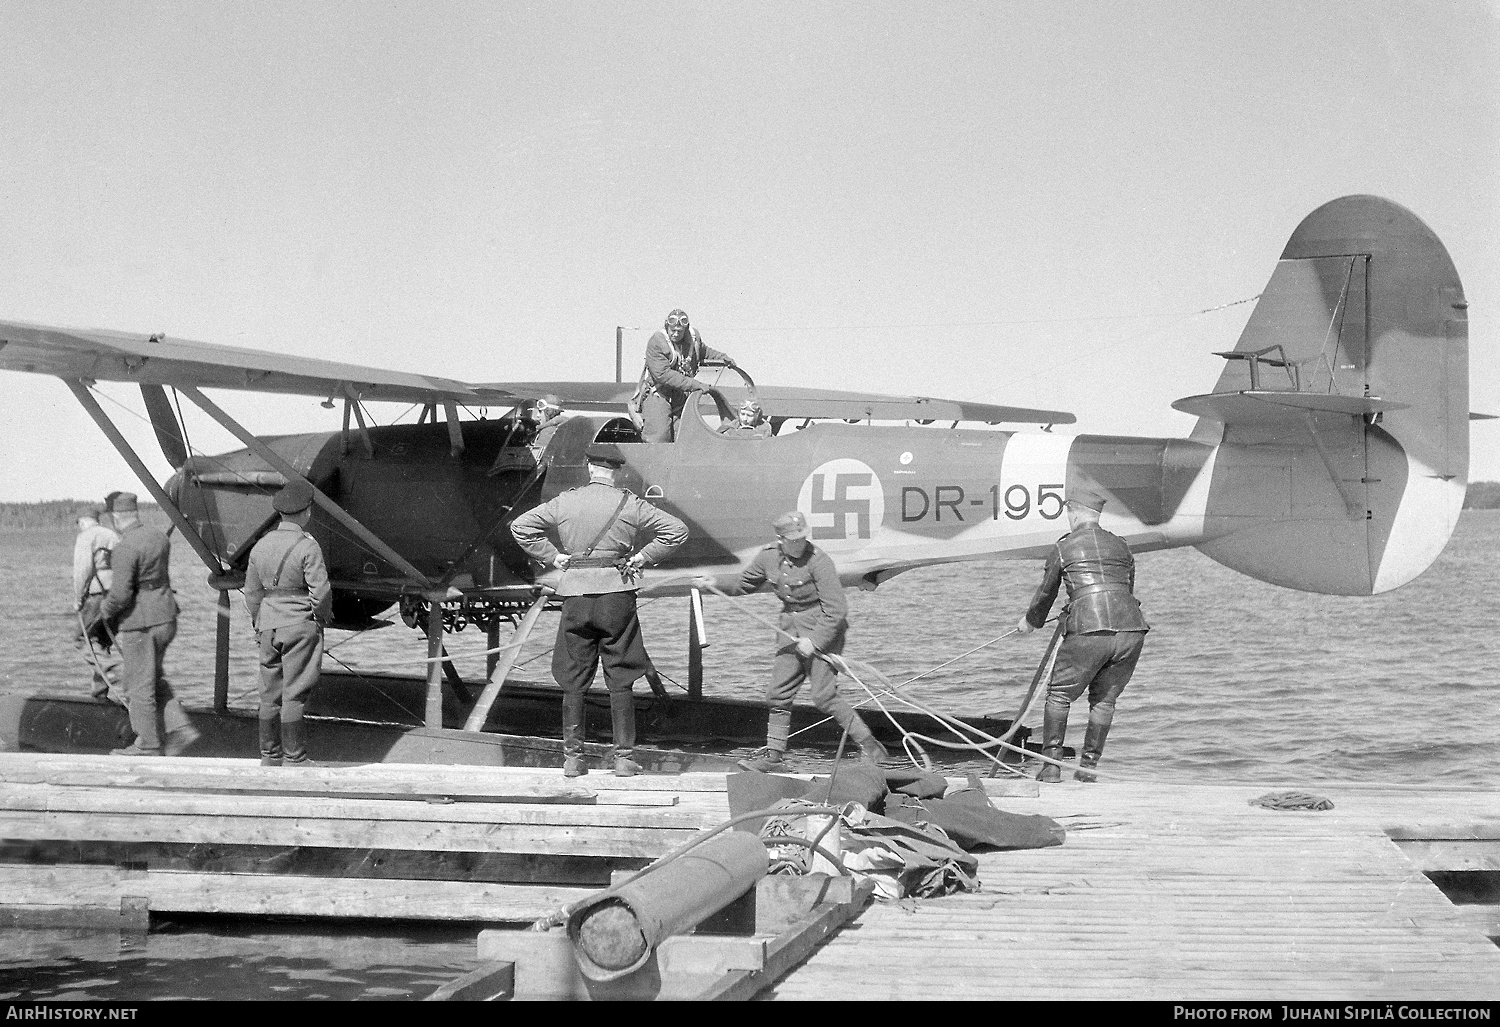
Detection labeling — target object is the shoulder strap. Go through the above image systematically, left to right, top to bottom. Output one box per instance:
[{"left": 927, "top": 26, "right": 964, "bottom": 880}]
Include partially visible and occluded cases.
[
  {"left": 580, "top": 492, "right": 631, "bottom": 558},
  {"left": 270, "top": 535, "right": 307, "bottom": 589}
]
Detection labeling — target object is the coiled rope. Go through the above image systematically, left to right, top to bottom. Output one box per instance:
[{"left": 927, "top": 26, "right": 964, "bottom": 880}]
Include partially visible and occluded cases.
[{"left": 698, "top": 584, "right": 1094, "bottom": 781}]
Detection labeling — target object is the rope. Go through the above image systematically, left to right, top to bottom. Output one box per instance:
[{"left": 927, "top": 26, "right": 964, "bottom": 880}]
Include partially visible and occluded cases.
[
  {"left": 698, "top": 584, "right": 1078, "bottom": 779},
  {"left": 788, "top": 625, "right": 1027, "bottom": 741},
  {"left": 529, "top": 803, "right": 848, "bottom": 932}
]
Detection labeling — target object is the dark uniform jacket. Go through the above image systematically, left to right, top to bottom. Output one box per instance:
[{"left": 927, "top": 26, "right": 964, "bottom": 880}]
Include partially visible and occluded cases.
[
  {"left": 641, "top": 328, "right": 731, "bottom": 406},
  {"left": 510, "top": 482, "right": 688, "bottom": 597},
  {"left": 244, "top": 522, "right": 333, "bottom": 631},
  {"left": 99, "top": 523, "right": 178, "bottom": 631},
  {"left": 1025, "top": 524, "right": 1150, "bottom": 635},
  {"left": 737, "top": 544, "right": 847, "bottom": 652}
]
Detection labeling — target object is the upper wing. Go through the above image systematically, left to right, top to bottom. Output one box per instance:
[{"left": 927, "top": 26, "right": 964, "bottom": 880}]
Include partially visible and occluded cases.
[
  {"left": 0, "top": 318, "right": 1074, "bottom": 424},
  {"left": 0, "top": 319, "right": 481, "bottom": 404}
]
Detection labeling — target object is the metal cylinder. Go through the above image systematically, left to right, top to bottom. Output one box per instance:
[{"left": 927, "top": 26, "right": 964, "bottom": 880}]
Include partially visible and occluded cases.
[{"left": 567, "top": 832, "right": 769, "bottom": 982}]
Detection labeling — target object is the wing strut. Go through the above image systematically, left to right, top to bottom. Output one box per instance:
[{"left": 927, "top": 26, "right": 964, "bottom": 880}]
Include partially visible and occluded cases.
[
  {"left": 67, "top": 380, "right": 237, "bottom": 716},
  {"left": 67, "top": 381, "right": 223, "bottom": 573},
  {"left": 177, "top": 386, "right": 436, "bottom": 591}
]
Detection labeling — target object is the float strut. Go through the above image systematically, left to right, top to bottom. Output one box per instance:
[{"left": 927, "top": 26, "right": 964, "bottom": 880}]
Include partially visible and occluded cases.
[
  {"left": 214, "top": 590, "right": 231, "bottom": 714},
  {"left": 687, "top": 591, "right": 704, "bottom": 701},
  {"left": 463, "top": 592, "right": 549, "bottom": 733},
  {"left": 425, "top": 600, "right": 445, "bottom": 729}
]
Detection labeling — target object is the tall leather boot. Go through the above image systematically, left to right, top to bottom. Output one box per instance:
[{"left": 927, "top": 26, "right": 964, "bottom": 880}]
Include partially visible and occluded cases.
[
  {"left": 562, "top": 689, "right": 588, "bottom": 778},
  {"left": 609, "top": 690, "right": 640, "bottom": 777},
  {"left": 1036, "top": 706, "right": 1068, "bottom": 784},
  {"left": 738, "top": 708, "right": 791, "bottom": 773},
  {"left": 844, "top": 713, "right": 889, "bottom": 764},
  {"left": 1075, "top": 715, "right": 1112, "bottom": 783},
  {"left": 258, "top": 718, "right": 283, "bottom": 767},
  {"left": 282, "top": 718, "right": 314, "bottom": 767}
]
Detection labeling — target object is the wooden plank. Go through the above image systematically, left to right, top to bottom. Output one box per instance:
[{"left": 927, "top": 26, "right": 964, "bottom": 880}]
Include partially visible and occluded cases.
[
  {"left": 0, "top": 753, "right": 733, "bottom": 793},
  {"left": 0, "top": 782, "right": 711, "bottom": 829},
  {"left": 0, "top": 809, "right": 701, "bottom": 858},
  {"left": 0, "top": 838, "right": 649, "bottom": 886},
  {"left": 1392, "top": 839, "right": 1500, "bottom": 871},
  {"left": 0, "top": 864, "right": 593, "bottom": 922},
  {"left": 697, "top": 880, "right": 876, "bottom": 1001},
  {"left": 424, "top": 961, "right": 515, "bottom": 1001}
]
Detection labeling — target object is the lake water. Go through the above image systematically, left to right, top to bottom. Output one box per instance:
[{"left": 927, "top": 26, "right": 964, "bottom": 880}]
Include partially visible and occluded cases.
[{"left": 0, "top": 512, "right": 1495, "bottom": 999}]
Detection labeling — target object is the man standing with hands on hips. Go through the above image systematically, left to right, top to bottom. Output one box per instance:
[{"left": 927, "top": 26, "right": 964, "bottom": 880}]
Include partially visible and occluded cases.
[
  {"left": 510, "top": 443, "right": 688, "bottom": 778},
  {"left": 244, "top": 479, "right": 332, "bottom": 767},
  {"left": 1017, "top": 485, "right": 1149, "bottom": 783}
]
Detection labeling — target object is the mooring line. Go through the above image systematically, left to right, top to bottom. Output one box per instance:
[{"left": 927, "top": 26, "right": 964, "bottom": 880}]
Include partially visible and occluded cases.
[{"left": 696, "top": 583, "right": 1085, "bottom": 779}]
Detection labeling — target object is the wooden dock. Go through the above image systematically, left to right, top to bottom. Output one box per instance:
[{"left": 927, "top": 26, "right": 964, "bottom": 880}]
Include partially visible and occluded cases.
[
  {"left": 0, "top": 753, "right": 1495, "bottom": 1000},
  {"left": 767, "top": 779, "right": 1500, "bottom": 1001}
]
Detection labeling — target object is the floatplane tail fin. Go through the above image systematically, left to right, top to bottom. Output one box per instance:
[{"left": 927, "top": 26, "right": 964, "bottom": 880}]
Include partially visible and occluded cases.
[{"left": 1172, "top": 195, "right": 1468, "bottom": 596}]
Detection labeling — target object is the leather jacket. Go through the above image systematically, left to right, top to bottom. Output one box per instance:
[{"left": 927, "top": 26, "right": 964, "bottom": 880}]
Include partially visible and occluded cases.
[{"left": 1025, "top": 524, "right": 1149, "bottom": 634}]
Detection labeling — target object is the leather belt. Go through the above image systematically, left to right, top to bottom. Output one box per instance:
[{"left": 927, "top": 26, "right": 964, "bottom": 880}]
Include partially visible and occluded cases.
[
  {"left": 568, "top": 555, "right": 627, "bottom": 569},
  {"left": 1070, "top": 583, "right": 1131, "bottom": 600},
  {"left": 781, "top": 602, "right": 820, "bottom": 612}
]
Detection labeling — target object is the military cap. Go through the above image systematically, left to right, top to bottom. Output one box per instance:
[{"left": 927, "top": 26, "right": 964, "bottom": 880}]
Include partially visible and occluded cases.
[
  {"left": 585, "top": 442, "right": 627, "bottom": 467},
  {"left": 273, "top": 479, "right": 315, "bottom": 514},
  {"left": 1067, "top": 486, "right": 1107, "bottom": 512},
  {"left": 111, "top": 492, "right": 139, "bottom": 512},
  {"left": 772, "top": 510, "right": 809, "bottom": 540}
]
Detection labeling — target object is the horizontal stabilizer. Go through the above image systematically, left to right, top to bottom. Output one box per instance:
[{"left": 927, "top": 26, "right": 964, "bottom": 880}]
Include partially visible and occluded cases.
[{"left": 1173, "top": 390, "right": 1408, "bottom": 426}]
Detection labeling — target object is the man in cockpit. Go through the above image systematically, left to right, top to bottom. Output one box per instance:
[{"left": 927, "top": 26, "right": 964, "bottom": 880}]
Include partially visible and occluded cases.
[
  {"left": 635, "top": 309, "right": 738, "bottom": 443},
  {"left": 528, "top": 394, "right": 565, "bottom": 459},
  {"left": 718, "top": 399, "right": 772, "bottom": 438}
]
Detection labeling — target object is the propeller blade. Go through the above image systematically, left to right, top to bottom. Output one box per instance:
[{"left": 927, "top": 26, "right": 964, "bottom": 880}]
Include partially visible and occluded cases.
[{"left": 139, "top": 384, "right": 189, "bottom": 468}]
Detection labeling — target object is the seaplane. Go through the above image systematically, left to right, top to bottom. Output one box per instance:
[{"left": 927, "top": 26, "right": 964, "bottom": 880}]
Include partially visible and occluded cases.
[{"left": 0, "top": 195, "right": 1475, "bottom": 769}]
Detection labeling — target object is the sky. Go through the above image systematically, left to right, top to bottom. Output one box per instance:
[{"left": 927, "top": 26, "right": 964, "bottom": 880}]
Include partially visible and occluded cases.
[{"left": 1, "top": 0, "right": 1496, "bottom": 501}]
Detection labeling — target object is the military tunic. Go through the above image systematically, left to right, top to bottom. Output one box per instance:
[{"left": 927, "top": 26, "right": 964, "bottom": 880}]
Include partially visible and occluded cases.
[
  {"left": 510, "top": 481, "right": 689, "bottom": 765},
  {"left": 73, "top": 521, "right": 120, "bottom": 698},
  {"left": 244, "top": 522, "right": 332, "bottom": 724},
  {"left": 99, "top": 523, "right": 189, "bottom": 751},
  {"left": 1025, "top": 523, "right": 1149, "bottom": 717},
  {"left": 735, "top": 543, "right": 864, "bottom": 726}
]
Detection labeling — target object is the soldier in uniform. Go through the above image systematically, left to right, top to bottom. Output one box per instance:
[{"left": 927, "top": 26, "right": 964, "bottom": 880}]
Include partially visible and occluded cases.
[
  {"left": 635, "top": 308, "right": 739, "bottom": 443},
  {"left": 718, "top": 399, "right": 773, "bottom": 438},
  {"left": 510, "top": 443, "right": 688, "bottom": 777},
  {"left": 243, "top": 480, "right": 332, "bottom": 767},
  {"left": 1017, "top": 486, "right": 1149, "bottom": 782},
  {"left": 96, "top": 493, "right": 200, "bottom": 757},
  {"left": 72, "top": 506, "right": 121, "bottom": 702},
  {"left": 698, "top": 511, "right": 887, "bottom": 773}
]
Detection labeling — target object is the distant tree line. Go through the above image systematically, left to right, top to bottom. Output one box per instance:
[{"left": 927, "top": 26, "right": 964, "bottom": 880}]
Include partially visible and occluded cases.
[{"left": 0, "top": 499, "right": 161, "bottom": 530}]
